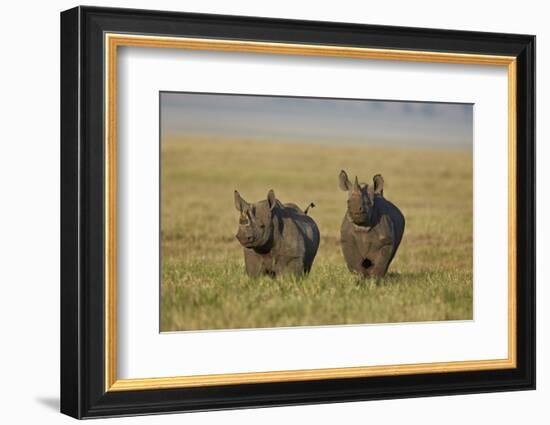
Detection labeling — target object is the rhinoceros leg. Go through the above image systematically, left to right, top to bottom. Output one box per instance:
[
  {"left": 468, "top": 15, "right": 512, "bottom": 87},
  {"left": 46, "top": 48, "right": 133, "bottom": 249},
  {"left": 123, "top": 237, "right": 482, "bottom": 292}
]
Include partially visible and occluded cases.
[
  {"left": 376, "top": 215, "right": 395, "bottom": 246},
  {"left": 365, "top": 216, "right": 395, "bottom": 278},
  {"left": 341, "top": 238, "right": 371, "bottom": 276},
  {"left": 368, "top": 244, "right": 394, "bottom": 277},
  {"left": 243, "top": 249, "right": 265, "bottom": 277},
  {"left": 275, "top": 256, "right": 305, "bottom": 277}
]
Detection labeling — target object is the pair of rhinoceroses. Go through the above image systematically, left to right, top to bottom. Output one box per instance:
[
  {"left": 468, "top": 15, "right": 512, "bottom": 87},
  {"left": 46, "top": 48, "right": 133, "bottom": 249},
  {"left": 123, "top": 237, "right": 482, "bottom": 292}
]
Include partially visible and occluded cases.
[{"left": 234, "top": 170, "right": 405, "bottom": 278}]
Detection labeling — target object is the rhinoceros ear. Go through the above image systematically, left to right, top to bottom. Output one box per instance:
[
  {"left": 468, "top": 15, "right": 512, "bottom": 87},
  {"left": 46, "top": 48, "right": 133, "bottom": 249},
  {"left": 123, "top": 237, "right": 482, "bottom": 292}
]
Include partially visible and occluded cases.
[
  {"left": 338, "top": 170, "right": 352, "bottom": 191},
  {"left": 373, "top": 174, "right": 384, "bottom": 196},
  {"left": 267, "top": 189, "right": 277, "bottom": 210},
  {"left": 234, "top": 190, "right": 249, "bottom": 212}
]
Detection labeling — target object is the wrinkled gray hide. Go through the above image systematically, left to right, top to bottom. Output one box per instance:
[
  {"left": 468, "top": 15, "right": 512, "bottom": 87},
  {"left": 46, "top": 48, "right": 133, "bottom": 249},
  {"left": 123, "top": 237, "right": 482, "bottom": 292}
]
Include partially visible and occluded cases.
[
  {"left": 338, "top": 170, "right": 405, "bottom": 278},
  {"left": 234, "top": 189, "right": 320, "bottom": 278}
]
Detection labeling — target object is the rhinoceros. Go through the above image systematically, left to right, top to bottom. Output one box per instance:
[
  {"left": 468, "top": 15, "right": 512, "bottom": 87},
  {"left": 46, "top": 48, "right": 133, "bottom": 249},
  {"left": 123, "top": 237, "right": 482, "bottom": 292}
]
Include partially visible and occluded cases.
[
  {"left": 338, "top": 170, "right": 405, "bottom": 278},
  {"left": 234, "top": 189, "right": 320, "bottom": 278}
]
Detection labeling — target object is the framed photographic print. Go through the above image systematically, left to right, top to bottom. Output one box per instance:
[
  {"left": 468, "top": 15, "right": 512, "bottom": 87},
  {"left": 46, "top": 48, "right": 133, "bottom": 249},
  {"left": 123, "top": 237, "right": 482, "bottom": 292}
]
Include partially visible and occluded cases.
[{"left": 60, "top": 6, "right": 535, "bottom": 419}]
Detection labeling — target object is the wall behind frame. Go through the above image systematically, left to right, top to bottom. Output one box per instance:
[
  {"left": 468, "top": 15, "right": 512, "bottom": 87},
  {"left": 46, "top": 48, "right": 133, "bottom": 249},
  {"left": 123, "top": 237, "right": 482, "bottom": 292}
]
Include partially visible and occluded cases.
[{"left": 0, "top": 1, "right": 543, "bottom": 424}]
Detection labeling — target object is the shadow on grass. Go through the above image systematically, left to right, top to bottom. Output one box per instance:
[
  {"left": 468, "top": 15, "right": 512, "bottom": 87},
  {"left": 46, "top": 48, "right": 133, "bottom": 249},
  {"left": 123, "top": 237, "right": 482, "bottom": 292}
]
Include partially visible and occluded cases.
[{"left": 353, "top": 270, "right": 436, "bottom": 288}]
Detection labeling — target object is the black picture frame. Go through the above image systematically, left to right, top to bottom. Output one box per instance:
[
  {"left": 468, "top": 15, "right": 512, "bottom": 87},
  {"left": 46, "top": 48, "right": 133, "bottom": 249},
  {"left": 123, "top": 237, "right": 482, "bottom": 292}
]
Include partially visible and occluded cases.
[{"left": 60, "top": 5, "right": 535, "bottom": 419}]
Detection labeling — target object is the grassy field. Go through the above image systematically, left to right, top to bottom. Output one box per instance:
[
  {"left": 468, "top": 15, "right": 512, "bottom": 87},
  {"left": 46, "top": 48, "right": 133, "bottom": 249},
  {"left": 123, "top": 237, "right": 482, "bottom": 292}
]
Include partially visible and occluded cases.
[{"left": 160, "top": 137, "right": 473, "bottom": 331}]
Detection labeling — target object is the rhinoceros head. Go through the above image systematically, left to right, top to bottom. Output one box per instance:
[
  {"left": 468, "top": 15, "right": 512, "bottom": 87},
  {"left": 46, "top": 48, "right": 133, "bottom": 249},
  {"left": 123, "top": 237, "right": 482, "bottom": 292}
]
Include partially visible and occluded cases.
[
  {"left": 339, "top": 170, "right": 384, "bottom": 226},
  {"left": 234, "top": 189, "right": 277, "bottom": 249}
]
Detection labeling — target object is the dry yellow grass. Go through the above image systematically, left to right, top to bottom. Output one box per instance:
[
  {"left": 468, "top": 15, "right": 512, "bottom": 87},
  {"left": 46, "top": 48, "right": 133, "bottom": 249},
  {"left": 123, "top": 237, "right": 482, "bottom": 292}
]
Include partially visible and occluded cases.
[{"left": 161, "top": 137, "right": 472, "bottom": 331}]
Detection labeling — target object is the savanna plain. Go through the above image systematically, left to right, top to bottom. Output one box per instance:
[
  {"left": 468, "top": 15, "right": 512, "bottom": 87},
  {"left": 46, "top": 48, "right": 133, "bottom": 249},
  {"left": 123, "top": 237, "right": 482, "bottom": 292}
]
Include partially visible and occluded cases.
[{"left": 161, "top": 137, "right": 473, "bottom": 331}]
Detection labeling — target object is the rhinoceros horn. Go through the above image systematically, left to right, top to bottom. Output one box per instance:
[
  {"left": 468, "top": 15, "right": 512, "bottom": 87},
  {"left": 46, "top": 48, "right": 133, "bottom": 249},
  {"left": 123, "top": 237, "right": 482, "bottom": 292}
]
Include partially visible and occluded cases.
[{"left": 353, "top": 176, "right": 361, "bottom": 193}]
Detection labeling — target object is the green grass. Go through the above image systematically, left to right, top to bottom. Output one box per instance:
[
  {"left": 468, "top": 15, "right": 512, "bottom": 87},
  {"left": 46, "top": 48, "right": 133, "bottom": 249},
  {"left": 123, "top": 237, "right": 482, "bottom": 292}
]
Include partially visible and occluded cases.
[{"left": 161, "top": 137, "right": 473, "bottom": 331}]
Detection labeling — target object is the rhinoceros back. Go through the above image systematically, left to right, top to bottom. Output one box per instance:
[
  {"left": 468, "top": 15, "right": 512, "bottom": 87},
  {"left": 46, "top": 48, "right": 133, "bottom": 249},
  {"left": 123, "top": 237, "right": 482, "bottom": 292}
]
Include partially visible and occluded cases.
[{"left": 280, "top": 205, "right": 320, "bottom": 272}]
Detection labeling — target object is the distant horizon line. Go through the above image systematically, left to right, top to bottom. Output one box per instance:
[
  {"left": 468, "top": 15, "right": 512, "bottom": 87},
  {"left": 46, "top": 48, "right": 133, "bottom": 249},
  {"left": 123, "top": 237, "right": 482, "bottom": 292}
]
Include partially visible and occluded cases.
[{"left": 161, "top": 133, "right": 473, "bottom": 152}]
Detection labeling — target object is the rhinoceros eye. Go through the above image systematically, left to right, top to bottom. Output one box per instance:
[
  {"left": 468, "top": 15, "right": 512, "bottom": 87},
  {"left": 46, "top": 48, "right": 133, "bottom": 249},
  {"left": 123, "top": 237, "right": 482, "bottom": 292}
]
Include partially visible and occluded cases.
[{"left": 239, "top": 211, "right": 250, "bottom": 225}]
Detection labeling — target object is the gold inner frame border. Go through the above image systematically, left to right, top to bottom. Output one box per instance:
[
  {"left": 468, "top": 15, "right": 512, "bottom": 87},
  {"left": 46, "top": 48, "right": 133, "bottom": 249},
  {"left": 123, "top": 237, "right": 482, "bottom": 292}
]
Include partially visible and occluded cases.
[{"left": 104, "top": 33, "right": 517, "bottom": 392}]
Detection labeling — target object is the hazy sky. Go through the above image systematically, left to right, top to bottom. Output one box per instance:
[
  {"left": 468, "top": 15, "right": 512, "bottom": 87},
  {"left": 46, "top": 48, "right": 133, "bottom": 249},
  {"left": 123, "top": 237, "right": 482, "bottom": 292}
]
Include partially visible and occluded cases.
[{"left": 160, "top": 92, "right": 473, "bottom": 150}]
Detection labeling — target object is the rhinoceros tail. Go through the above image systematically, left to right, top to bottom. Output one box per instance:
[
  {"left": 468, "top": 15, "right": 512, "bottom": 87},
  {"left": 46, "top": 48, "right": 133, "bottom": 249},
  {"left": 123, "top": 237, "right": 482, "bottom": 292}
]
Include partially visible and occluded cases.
[{"left": 304, "top": 202, "right": 316, "bottom": 215}]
